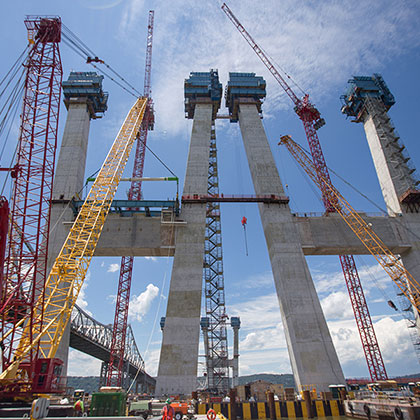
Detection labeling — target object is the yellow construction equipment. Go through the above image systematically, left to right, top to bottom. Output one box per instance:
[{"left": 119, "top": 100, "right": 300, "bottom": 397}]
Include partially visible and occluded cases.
[
  {"left": 0, "top": 97, "right": 147, "bottom": 381},
  {"left": 279, "top": 134, "right": 420, "bottom": 313}
]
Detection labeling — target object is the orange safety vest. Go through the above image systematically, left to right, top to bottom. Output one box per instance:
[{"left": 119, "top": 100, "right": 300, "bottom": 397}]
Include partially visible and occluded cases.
[{"left": 163, "top": 405, "right": 175, "bottom": 420}]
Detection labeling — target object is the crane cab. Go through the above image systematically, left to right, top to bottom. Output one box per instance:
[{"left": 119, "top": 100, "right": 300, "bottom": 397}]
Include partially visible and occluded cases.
[{"left": 32, "top": 358, "right": 64, "bottom": 393}]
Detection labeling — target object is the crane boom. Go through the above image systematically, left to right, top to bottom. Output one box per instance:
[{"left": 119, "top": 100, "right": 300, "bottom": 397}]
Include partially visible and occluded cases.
[
  {"left": 221, "top": 3, "right": 299, "bottom": 105},
  {"left": 143, "top": 11, "right": 154, "bottom": 98},
  {"left": 0, "top": 97, "right": 147, "bottom": 382},
  {"left": 279, "top": 135, "right": 420, "bottom": 312}
]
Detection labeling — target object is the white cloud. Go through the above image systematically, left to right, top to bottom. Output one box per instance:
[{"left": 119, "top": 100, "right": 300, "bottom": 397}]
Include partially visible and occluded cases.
[
  {"left": 118, "top": 0, "right": 145, "bottom": 39},
  {"left": 119, "top": 0, "right": 420, "bottom": 137},
  {"left": 145, "top": 256, "right": 157, "bottom": 262},
  {"left": 312, "top": 261, "right": 392, "bottom": 296},
  {"left": 107, "top": 263, "right": 120, "bottom": 273},
  {"left": 76, "top": 271, "right": 92, "bottom": 316},
  {"left": 239, "top": 271, "right": 274, "bottom": 289},
  {"left": 129, "top": 283, "right": 160, "bottom": 322},
  {"left": 320, "top": 291, "right": 354, "bottom": 320},
  {"left": 228, "top": 292, "right": 282, "bottom": 330},
  {"left": 326, "top": 316, "right": 418, "bottom": 376},
  {"left": 374, "top": 317, "right": 415, "bottom": 366},
  {"left": 241, "top": 323, "right": 286, "bottom": 351},
  {"left": 143, "top": 348, "right": 161, "bottom": 377},
  {"left": 239, "top": 348, "right": 292, "bottom": 375},
  {"left": 68, "top": 349, "right": 101, "bottom": 376}
]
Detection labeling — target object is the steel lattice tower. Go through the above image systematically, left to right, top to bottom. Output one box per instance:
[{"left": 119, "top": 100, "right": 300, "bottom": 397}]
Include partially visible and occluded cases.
[
  {"left": 106, "top": 10, "right": 154, "bottom": 387},
  {"left": 0, "top": 16, "right": 62, "bottom": 376},
  {"left": 203, "top": 122, "right": 229, "bottom": 393}
]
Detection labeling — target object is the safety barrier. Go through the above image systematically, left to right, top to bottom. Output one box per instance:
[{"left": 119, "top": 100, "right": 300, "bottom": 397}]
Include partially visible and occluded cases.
[{"left": 197, "top": 400, "right": 344, "bottom": 419}]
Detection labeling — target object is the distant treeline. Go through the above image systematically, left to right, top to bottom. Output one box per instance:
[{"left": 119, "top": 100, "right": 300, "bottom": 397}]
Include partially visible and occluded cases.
[
  {"left": 67, "top": 373, "right": 295, "bottom": 394},
  {"left": 67, "top": 373, "right": 420, "bottom": 395},
  {"left": 67, "top": 376, "right": 101, "bottom": 394}
]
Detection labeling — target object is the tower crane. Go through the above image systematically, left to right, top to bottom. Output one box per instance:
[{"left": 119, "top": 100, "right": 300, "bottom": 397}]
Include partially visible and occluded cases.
[
  {"left": 221, "top": 3, "right": 388, "bottom": 380},
  {"left": 106, "top": 10, "right": 155, "bottom": 387},
  {"left": 0, "top": 16, "right": 63, "bottom": 391},
  {"left": 0, "top": 97, "right": 147, "bottom": 399},
  {"left": 203, "top": 121, "right": 230, "bottom": 393},
  {"left": 279, "top": 134, "right": 420, "bottom": 314}
]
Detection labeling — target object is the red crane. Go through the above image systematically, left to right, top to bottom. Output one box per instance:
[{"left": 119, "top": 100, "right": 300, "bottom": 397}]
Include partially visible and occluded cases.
[
  {"left": 221, "top": 3, "right": 388, "bottom": 381},
  {"left": 106, "top": 10, "right": 155, "bottom": 387},
  {"left": 0, "top": 16, "right": 63, "bottom": 390},
  {"left": 0, "top": 197, "right": 8, "bottom": 288}
]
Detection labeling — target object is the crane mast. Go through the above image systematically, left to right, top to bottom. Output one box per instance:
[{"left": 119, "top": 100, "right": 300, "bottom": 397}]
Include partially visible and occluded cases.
[
  {"left": 222, "top": 3, "right": 388, "bottom": 380},
  {"left": 106, "top": 10, "right": 155, "bottom": 387},
  {"left": 0, "top": 16, "right": 63, "bottom": 386},
  {"left": 203, "top": 123, "right": 229, "bottom": 393}
]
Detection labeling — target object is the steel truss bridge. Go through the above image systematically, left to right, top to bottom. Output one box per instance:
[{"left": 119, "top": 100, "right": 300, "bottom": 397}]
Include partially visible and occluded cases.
[{"left": 70, "top": 305, "right": 155, "bottom": 393}]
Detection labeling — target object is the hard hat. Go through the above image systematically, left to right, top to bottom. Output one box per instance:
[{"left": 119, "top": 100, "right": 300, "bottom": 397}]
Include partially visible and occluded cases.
[{"left": 166, "top": 398, "right": 171, "bottom": 404}]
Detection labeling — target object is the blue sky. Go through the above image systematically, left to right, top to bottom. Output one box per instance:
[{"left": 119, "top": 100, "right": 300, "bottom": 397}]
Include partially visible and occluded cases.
[{"left": 1, "top": 0, "right": 420, "bottom": 381}]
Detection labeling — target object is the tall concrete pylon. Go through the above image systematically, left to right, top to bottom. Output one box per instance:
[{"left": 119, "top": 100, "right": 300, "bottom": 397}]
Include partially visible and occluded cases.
[
  {"left": 47, "top": 71, "right": 108, "bottom": 376},
  {"left": 156, "top": 71, "right": 223, "bottom": 396},
  {"left": 226, "top": 73, "right": 345, "bottom": 391},
  {"left": 341, "top": 74, "right": 420, "bottom": 339}
]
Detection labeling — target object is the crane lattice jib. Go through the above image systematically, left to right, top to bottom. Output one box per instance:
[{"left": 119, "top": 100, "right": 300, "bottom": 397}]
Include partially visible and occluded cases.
[
  {"left": 221, "top": 3, "right": 299, "bottom": 105},
  {"left": 106, "top": 10, "right": 154, "bottom": 388},
  {"left": 143, "top": 11, "right": 154, "bottom": 98},
  {"left": 1, "top": 16, "right": 62, "bottom": 374},
  {"left": 0, "top": 97, "right": 147, "bottom": 380},
  {"left": 279, "top": 135, "right": 420, "bottom": 312}
]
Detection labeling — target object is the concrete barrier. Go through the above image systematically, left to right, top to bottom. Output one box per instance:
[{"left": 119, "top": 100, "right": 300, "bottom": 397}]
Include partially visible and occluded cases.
[{"left": 198, "top": 400, "right": 344, "bottom": 419}]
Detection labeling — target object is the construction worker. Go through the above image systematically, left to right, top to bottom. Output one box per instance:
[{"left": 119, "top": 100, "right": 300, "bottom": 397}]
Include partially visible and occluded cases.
[
  {"left": 73, "top": 398, "right": 84, "bottom": 417},
  {"left": 162, "top": 398, "right": 174, "bottom": 420}
]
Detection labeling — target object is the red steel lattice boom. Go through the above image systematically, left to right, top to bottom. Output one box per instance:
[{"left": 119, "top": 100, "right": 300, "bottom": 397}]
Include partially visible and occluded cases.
[
  {"left": 106, "top": 10, "right": 155, "bottom": 387},
  {"left": 0, "top": 16, "right": 63, "bottom": 383}
]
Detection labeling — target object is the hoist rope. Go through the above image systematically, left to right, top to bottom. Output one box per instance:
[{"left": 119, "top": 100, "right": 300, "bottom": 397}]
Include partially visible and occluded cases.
[{"left": 61, "top": 24, "right": 142, "bottom": 98}]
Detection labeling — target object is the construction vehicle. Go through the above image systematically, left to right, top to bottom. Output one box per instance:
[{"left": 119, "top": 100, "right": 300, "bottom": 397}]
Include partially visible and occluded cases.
[{"left": 279, "top": 134, "right": 420, "bottom": 313}]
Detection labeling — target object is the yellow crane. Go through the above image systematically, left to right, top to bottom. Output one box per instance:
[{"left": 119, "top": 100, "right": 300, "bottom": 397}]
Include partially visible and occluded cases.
[
  {"left": 0, "top": 97, "right": 147, "bottom": 381},
  {"left": 279, "top": 134, "right": 420, "bottom": 313}
]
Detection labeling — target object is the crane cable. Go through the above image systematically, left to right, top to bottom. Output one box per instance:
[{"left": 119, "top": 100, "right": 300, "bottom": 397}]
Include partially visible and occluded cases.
[
  {"left": 61, "top": 24, "right": 142, "bottom": 98},
  {"left": 0, "top": 46, "right": 30, "bottom": 194},
  {"left": 285, "top": 139, "right": 420, "bottom": 243},
  {"left": 281, "top": 140, "right": 420, "bottom": 314}
]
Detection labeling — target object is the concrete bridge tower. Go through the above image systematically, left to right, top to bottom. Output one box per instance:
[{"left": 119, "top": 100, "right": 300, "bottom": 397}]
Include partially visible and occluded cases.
[
  {"left": 47, "top": 71, "right": 108, "bottom": 376},
  {"left": 155, "top": 71, "right": 223, "bottom": 395},
  {"left": 156, "top": 72, "right": 345, "bottom": 395},
  {"left": 225, "top": 72, "right": 345, "bottom": 392},
  {"left": 341, "top": 74, "right": 420, "bottom": 343}
]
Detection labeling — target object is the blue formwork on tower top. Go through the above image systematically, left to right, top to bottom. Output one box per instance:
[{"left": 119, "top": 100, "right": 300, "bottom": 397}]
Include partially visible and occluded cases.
[
  {"left": 184, "top": 69, "right": 222, "bottom": 119},
  {"left": 62, "top": 71, "right": 108, "bottom": 119},
  {"left": 225, "top": 72, "right": 266, "bottom": 123},
  {"left": 340, "top": 73, "right": 395, "bottom": 120}
]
